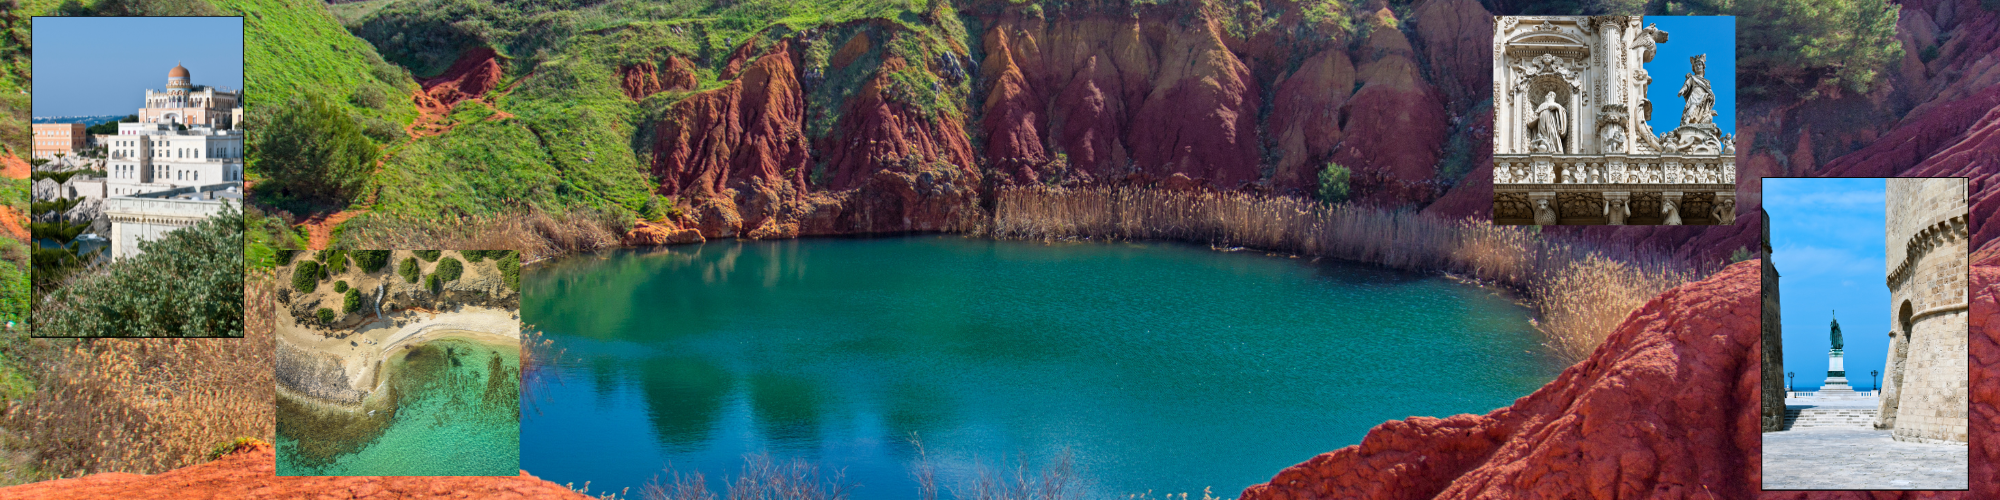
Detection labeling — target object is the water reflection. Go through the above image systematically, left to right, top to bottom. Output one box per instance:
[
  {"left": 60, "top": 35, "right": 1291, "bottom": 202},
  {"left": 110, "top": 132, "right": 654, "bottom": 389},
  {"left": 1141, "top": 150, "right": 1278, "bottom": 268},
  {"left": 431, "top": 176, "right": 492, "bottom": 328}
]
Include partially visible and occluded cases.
[
  {"left": 523, "top": 236, "right": 1562, "bottom": 498},
  {"left": 638, "top": 356, "right": 733, "bottom": 452}
]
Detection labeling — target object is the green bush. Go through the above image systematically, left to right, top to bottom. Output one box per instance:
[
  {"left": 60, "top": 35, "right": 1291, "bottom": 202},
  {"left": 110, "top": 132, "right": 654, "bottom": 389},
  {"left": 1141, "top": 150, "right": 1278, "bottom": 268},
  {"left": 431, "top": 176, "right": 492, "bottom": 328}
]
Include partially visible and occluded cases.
[
  {"left": 1671, "top": 0, "right": 1902, "bottom": 96},
  {"left": 256, "top": 94, "right": 380, "bottom": 205},
  {"left": 1318, "top": 162, "right": 1351, "bottom": 204},
  {"left": 35, "top": 205, "right": 246, "bottom": 337},
  {"left": 275, "top": 249, "right": 298, "bottom": 266},
  {"left": 325, "top": 250, "right": 348, "bottom": 276},
  {"left": 353, "top": 250, "right": 391, "bottom": 273},
  {"left": 414, "top": 250, "right": 440, "bottom": 262},
  {"left": 461, "top": 250, "right": 487, "bottom": 262},
  {"left": 496, "top": 251, "right": 520, "bottom": 291},
  {"left": 398, "top": 257, "right": 420, "bottom": 283},
  {"left": 435, "top": 257, "right": 463, "bottom": 282},
  {"left": 291, "top": 260, "right": 321, "bottom": 294},
  {"left": 424, "top": 273, "right": 439, "bottom": 293},
  {"left": 334, "top": 281, "right": 348, "bottom": 293},
  {"left": 343, "top": 288, "right": 362, "bottom": 314},
  {"left": 316, "top": 308, "right": 335, "bottom": 325}
]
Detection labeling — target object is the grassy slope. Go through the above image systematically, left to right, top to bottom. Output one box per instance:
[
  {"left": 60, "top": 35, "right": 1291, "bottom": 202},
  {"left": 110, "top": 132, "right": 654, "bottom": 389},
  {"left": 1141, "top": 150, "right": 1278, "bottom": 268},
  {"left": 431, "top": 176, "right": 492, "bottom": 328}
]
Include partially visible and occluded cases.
[{"left": 339, "top": 0, "right": 964, "bottom": 227}]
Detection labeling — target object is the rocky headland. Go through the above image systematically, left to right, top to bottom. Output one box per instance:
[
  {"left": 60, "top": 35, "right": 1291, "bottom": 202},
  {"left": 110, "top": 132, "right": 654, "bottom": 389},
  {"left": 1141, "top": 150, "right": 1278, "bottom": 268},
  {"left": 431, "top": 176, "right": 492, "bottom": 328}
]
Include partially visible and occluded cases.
[{"left": 275, "top": 250, "right": 521, "bottom": 408}]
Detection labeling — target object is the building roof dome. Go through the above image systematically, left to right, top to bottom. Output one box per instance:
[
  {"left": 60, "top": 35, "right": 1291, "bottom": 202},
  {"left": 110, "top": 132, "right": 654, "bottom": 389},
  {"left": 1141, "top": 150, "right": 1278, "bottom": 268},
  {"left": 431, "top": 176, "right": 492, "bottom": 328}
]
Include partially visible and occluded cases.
[{"left": 169, "top": 63, "right": 189, "bottom": 78}]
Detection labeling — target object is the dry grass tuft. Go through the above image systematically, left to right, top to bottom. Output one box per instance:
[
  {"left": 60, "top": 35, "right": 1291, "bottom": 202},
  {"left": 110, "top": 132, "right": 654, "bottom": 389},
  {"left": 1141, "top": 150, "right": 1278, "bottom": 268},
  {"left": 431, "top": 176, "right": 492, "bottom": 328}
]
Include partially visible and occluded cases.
[
  {"left": 993, "top": 187, "right": 1708, "bottom": 364},
  {"left": 337, "top": 209, "right": 627, "bottom": 263},
  {"left": 1531, "top": 254, "right": 1695, "bottom": 363},
  {"left": 1, "top": 275, "right": 277, "bottom": 479}
]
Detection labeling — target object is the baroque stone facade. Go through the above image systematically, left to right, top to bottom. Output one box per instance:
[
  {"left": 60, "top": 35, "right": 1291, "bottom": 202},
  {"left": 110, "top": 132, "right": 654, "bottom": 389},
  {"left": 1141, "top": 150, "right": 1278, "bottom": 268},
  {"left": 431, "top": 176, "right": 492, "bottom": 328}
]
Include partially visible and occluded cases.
[
  {"left": 1491, "top": 16, "right": 1734, "bottom": 225},
  {"left": 1874, "top": 178, "right": 1968, "bottom": 444}
]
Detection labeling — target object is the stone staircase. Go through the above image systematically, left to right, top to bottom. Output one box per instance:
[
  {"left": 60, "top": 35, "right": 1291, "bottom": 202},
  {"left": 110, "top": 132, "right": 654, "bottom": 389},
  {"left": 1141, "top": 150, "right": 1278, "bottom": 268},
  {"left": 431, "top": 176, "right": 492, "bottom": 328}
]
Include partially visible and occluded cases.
[{"left": 1783, "top": 407, "right": 1879, "bottom": 430}]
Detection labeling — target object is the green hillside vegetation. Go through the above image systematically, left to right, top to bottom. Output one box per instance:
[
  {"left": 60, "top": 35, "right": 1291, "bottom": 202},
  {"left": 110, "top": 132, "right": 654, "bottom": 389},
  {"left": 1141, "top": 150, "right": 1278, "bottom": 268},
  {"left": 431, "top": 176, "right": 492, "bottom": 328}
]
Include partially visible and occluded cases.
[{"left": 34, "top": 206, "right": 244, "bottom": 338}]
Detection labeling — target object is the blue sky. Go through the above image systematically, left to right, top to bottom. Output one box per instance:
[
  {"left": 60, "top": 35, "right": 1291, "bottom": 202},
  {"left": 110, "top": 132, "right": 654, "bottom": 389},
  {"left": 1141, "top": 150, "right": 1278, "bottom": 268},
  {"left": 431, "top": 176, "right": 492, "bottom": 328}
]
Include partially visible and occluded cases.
[
  {"left": 1643, "top": 16, "right": 1734, "bottom": 138},
  {"left": 32, "top": 17, "right": 243, "bottom": 117},
  {"left": 1765, "top": 178, "right": 1887, "bottom": 391}
]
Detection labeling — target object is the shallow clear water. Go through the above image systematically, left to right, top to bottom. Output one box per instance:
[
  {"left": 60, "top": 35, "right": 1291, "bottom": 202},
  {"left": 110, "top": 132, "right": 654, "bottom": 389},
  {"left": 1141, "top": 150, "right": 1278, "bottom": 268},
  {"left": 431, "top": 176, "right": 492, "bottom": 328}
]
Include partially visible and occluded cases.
[
  {"left": 520, "top": 236, "right": 1561, "bottom": 498},
  {"left": 276, "top": 335, "right": 521, "bottom": 476}
]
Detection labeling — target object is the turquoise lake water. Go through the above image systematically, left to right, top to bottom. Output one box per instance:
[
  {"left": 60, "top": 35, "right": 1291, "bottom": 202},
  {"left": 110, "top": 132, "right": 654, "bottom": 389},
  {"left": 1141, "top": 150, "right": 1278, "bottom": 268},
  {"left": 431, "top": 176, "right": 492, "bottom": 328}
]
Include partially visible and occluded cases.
[
  {"left": 520, "top": 236, "right": 1562, "bottom": 498},
  {"left": 276, "top": 336, "right": 521, "bottom": 476}
]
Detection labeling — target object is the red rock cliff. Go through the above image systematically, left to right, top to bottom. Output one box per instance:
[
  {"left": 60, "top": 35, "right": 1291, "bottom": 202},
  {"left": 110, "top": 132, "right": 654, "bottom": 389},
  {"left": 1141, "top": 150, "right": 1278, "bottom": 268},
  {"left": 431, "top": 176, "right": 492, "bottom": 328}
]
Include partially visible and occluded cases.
[{"left": 1240, "top": 247, "right": 2000, "bottom": 499}]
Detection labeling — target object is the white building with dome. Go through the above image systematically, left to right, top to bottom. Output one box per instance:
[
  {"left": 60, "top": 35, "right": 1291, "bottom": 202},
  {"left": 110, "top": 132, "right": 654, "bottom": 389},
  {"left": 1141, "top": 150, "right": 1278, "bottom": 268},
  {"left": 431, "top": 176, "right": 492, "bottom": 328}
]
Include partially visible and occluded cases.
[{"left": 104, "top": 63, "right": 244, "bottom": 197}]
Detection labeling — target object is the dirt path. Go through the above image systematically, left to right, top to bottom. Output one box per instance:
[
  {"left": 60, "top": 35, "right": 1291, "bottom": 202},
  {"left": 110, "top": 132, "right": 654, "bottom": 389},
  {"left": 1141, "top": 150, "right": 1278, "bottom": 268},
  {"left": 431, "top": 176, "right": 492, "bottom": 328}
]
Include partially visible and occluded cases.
[{"left": 297, "top": 210, "right": 364, "bottom": 250}]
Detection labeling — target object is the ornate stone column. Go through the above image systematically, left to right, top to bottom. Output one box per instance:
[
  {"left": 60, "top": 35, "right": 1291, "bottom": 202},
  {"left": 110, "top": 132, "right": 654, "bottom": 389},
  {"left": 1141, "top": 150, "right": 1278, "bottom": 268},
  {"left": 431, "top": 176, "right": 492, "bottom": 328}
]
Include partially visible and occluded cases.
[{"left": 1604, "top": 191, "right": 1630, "bottom": 225}]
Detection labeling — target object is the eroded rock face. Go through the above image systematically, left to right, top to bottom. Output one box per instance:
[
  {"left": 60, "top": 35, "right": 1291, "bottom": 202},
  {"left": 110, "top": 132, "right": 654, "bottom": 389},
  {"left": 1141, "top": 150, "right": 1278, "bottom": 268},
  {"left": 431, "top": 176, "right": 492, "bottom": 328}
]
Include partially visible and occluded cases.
[
  {"left": 620, "top": 57, "right": 699, "bottom": 101},
  {"left": 1239, "top": 251, "right": 2000, "bottom": 499},
  {"left": 1242, "top": 260, "right": 1763, "bottom": 500},
  {"left": 0, "top": 443, "right": 593, "bottom": 499}
]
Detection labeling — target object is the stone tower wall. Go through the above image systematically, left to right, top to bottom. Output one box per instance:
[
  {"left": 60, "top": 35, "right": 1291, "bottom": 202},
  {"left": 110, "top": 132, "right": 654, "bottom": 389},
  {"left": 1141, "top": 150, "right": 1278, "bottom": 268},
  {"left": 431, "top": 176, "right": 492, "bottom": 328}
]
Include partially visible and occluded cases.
[
  {"left": 1882, "top": 178, "right": 1968, "bottom": 443},
  {"left": 1760, "top": 209, "right": 1785, "bottom": 432}
]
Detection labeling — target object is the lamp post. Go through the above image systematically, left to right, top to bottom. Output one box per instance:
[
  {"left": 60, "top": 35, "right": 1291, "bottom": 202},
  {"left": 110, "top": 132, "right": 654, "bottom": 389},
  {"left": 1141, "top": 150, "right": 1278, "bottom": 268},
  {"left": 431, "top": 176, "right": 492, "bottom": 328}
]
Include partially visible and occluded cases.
[
  {"left": 1871, "top": 370, "right": 1879, "bottom": 394},
  {"left": 1787, "top": 372, "right": 1795, "bottom": 392}
]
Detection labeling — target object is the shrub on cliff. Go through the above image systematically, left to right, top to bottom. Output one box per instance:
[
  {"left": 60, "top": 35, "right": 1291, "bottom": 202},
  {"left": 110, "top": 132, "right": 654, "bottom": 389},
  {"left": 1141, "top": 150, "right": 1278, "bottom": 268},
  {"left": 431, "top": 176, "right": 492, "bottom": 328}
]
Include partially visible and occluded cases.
[
  {"left": 1668, "top": 0, "right": 1901, "bottom": 96},
  {"left": 255, "top": 94, "right": 378, "bottom": 208},
  {"left": 1318, "top": 162, "right": 1351, "bottom": 204},
  {"left": 35, "top": 205, "right": 245, "bottom": 337},
  {"left": 274, "top": 249, "right": 297, "bottom": 266},
  {"left": 324, "top": 250, "right": 348, "bottom": 276},
  {"left": 353, "top": 250, "right": 390, "bottom": 273},
  {"left": 414, "top": 250, "right": 440, "bottom": 262},
  {"left": 461, "top": 250, "right": 487, "bottom": 262},
  {"left": 496, "top": 251, "right": 520, "bottom": 291},
  {"left": 398, "top": 256, "right": 420, "bottom": 283},
  {"left": 435, "top": 256, "right": 463, "bottom": 282},
  {"left": 291, "top": 260, "right": 320, "bottom": 294},
  {"left": 424, "top": 273, "right": 439, "bottom": 293},
  {"left": 334, "top": 281, "right": 348, "bottom": 293},
  {"left": 343, "top": 288, "right": 362, "bottom": 314},
  {"left": 316, "top": 308, "right": 335, "bottom": 325}
]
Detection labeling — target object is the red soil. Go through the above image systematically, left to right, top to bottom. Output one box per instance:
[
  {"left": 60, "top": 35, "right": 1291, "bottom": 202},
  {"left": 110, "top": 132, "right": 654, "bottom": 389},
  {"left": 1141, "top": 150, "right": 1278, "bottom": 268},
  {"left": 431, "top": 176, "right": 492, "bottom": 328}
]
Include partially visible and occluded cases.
[
  {"left": 408, "top": 47, "right": 505, "bottom": 139},
  {"left": 620, "top": 57, "right": 699, "bottom": 101},
  {"left": 0, "top": 153, "right": 27, "bottom": 180},
  {"left": 0, "top": 206, "right": 25, "bottom": 241},
  {"left": 298, "top": 209, "right": 364, "bottom": 250},
  {"left": 0, "top": 442, "right": 594, "bottom": 500}
]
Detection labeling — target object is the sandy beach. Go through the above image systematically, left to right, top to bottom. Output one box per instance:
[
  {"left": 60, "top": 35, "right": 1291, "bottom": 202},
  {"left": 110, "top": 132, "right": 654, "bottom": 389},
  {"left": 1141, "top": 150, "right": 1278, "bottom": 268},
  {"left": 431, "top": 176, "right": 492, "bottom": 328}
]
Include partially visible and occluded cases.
[{"left": 277, "top": 305, "right": 520, "bottom": 403}]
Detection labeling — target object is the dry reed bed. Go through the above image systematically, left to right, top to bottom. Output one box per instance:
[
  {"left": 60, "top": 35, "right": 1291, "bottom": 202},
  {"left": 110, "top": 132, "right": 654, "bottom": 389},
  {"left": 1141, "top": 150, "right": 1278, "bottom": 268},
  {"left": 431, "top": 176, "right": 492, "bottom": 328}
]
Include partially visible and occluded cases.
[
  {"left": 992, "top": 187, "right": 1703, "bottom": 363},
  {"left": 336, "top": 210, "right": 627, "bottom": 263},
  {"left": 1, "top": 276, "right": 277, "bottom": 479}
]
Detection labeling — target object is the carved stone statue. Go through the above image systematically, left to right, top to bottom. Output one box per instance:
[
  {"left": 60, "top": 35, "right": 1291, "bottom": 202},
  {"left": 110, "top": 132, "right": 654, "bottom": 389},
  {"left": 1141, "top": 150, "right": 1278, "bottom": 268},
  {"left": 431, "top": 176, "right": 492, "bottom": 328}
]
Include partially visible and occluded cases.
[
  {"left": 1632, "top": 23, "right": 1668, "bottom": 63},
  {"left": 1678, "top": 55, "right": 1717, "bottom": 127},
  {"left": 1528, "top": 92, "right": 1568, "bottom": 154},
  {"left": 1634, "top": 100, "right": 1662, "bottom": 153},
  {"left": 1601, "top": 124, "right": 1626, "bottom": 154},
  {"left": 1713, "top": 197, "right": 1735, "bottom": 223},
  {"left": 1534, "top": 199, "right": 1557, "bottom": 225},
  {"left": 1606, "top": 199, "right": 1629, "bottom": 225},
  {"left": 1662, "top": 199, "right": 1682, "bottom": 225}
]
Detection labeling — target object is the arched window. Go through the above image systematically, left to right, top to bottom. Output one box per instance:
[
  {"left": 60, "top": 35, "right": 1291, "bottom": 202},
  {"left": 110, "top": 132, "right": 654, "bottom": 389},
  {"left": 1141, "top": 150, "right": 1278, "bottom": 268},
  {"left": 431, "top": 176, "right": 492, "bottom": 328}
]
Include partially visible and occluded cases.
[{"left": 1899, "top": 300, "right": 1915, "bottom": 339}]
